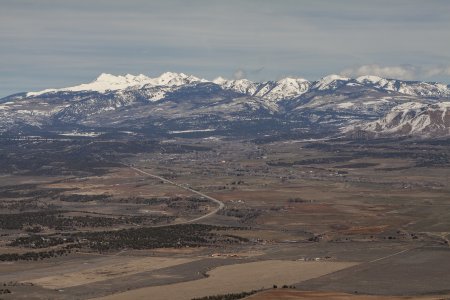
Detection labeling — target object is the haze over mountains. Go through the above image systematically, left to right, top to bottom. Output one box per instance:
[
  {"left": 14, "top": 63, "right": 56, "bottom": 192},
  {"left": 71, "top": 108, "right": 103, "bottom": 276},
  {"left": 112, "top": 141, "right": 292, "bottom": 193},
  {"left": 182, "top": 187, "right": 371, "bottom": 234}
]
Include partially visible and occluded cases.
[{"left": 1, "top": 72, "right": 449, "bottom": 139}]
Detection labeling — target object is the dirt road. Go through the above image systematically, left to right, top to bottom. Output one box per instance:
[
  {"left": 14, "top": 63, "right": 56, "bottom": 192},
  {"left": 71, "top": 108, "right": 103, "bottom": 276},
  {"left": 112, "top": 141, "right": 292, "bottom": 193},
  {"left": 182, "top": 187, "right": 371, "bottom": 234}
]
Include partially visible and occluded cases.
[{"left": 122, "top": 163, "right": 225, "bottom": 224}]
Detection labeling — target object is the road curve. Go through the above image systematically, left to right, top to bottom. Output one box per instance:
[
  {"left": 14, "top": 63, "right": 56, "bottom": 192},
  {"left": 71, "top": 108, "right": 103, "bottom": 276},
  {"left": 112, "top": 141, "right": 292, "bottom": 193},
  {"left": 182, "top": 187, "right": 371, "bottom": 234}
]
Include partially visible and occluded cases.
[{"left": 121, "top": 163, "right": 225, "bottom": 224}]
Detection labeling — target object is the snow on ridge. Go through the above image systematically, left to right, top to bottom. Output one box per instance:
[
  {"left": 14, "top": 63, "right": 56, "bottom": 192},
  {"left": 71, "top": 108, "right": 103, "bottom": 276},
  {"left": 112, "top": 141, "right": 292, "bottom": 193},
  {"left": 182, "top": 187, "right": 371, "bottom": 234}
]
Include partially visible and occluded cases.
[
  {"left": 23, "top": 72, "right": 450, "bottom": 100},
  {"left": 26, "top": 72, "right": 207, "bottom": 97},
  {"left": 313, "top": 74, "right": 350, "bottom": 90},
  {"left": 355, "top": 75, "right": 387, "bottom": 85},
  {"left": 356, "top": 75, "right": 384, "bottom": 83},
  {"left": 212, "top": 76, "right": 228, "bottom": 85},
  {"left": 213, "top": 76, "right": 311, "bottom": 101},
  {"left": 265, "top": 77, "right": 311, "bottom": 100},
  {"left": 214, "top": 78, "right": 259, "bottom": 95},
  {"left": 356, "top": 101, "right": 450, "bottom": 136},
  {"left": 436, "top": 101, "right": 450, "bottom": 109},
  {"left": 391, "top": 102, "right": 425, "bottom": 111},
  {"left": 169, "top": 128, "right": 216, "bottom": 134}
]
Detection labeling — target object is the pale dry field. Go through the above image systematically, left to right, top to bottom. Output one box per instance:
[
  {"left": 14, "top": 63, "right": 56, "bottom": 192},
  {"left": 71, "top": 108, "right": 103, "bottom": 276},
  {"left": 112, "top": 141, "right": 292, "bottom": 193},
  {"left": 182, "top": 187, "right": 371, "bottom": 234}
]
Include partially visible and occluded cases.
[
  {"left": 27, "top": 256, "right": 197, "bottom": 289},
  {"left": 94, "top": 260, "right": 357, "bottom": 300},
  {"left": 246, "top": 290, "right": 450, "bottom": 300}
]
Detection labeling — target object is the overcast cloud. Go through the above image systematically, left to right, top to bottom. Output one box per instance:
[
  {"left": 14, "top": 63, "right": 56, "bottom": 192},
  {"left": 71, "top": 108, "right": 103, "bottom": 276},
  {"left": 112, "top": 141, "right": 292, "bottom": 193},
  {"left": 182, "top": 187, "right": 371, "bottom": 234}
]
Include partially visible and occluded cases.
[{"left": 1, "top": 0, "right": 450, "bottom": 96}]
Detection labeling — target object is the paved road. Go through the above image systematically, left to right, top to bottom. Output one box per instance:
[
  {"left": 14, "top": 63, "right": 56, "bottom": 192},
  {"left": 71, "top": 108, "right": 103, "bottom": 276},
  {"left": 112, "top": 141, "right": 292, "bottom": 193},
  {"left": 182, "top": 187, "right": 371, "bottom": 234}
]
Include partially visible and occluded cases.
[{"left": 122, "top": 163, "right": 225, "bottom": 224}]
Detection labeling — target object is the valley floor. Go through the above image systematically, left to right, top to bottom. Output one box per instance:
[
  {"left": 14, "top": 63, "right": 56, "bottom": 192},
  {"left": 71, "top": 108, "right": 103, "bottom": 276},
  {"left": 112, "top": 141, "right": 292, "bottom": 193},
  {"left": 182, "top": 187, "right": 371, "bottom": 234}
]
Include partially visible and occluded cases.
[{"left": 0, "top": 136, "right": 450, "bottom": 299}]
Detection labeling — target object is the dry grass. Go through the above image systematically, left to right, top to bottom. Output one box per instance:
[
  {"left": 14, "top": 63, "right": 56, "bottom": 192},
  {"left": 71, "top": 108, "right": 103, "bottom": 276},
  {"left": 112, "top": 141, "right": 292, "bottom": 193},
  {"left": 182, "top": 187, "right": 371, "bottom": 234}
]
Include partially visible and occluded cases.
[
  {"left": 28, "top": 257, "right": 196, "bottom": 289},
  {"left": 94, "top": 260, "right": 357, "bottom": 300},
  {"left": 246, "top": 290, "right": 450, "bottom": 300}
]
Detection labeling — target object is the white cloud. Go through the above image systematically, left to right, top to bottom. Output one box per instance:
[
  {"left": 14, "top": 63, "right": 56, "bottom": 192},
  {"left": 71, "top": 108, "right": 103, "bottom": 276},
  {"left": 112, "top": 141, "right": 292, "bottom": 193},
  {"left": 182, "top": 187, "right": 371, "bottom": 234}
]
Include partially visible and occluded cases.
[
  {"left": 340, "top": 64, "right": 450, "bottom": 80},
  {"left": 340, "top": 64, "right": 417, "bottom": 80},
  {"left": 422, "top": 65, "right": 450, "bottom": 77},
  {"left": 233, "top": 69, "right": 247, "bottom": 80}
]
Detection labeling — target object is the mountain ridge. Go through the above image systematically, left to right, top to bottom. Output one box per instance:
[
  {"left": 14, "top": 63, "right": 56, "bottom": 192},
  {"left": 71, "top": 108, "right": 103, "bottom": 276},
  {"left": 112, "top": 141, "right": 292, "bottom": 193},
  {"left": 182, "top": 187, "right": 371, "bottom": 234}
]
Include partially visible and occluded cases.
[
  {"left": 2, "top": 72, "right": 450, "bottom": 139},
  {"left": 22, "top": 72, "right": 450, "bottom": 100}
]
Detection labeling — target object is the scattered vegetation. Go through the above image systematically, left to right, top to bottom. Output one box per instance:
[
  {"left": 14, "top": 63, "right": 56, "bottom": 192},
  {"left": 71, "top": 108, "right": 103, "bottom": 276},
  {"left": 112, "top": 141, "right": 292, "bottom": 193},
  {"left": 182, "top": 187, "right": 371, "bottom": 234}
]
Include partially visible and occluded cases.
[
  {"left": 59, "top": 194, "right": 110, "bottom": 202},
  {"left": 288, "top": 197, "right": 313, "bottom": 203},
  {"left": 218, "top": 208, "right": 261, "bottom": 223},
  {"left": 0, "top": 210, "right": 174, "bottom": 230},
  {"left": 77, "top": 224, "right": 247, "bottom": 252},
  {"left": 0, "top": 249, "right": 70, "bottom": 262},
  {"left": 0, "top": 288, "right": 11, "bottom": 294},
  {"left": 191, "top": 289, "right": 259, "bottom": 300}
]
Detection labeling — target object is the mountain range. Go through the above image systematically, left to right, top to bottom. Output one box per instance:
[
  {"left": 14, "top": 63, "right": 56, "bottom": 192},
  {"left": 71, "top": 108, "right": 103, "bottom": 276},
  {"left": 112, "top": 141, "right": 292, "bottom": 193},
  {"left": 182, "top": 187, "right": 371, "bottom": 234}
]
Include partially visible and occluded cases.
[{"left": 1, "top": 72, "right": 449, "bottom": 139}]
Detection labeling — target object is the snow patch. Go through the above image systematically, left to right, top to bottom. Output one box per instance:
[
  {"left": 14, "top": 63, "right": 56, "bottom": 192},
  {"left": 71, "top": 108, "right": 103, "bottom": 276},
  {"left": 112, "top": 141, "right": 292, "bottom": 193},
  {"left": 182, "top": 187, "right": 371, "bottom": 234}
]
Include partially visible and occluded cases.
[
  {"left": 337, "top": 102, "right": 354, "bottom": 109},
  {"left": 169, "top": 129, "right": 216, "bottom": 134},
  {"left": 59, "top": 131, "right": 103, "bottom": 137}
]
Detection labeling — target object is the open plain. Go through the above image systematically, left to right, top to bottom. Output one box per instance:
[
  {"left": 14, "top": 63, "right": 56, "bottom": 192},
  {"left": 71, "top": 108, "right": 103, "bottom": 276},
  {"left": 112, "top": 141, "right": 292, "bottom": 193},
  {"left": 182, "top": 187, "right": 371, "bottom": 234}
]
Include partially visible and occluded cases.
[{"left": 0, "top": 136, "right": 449, "bottom": 299}]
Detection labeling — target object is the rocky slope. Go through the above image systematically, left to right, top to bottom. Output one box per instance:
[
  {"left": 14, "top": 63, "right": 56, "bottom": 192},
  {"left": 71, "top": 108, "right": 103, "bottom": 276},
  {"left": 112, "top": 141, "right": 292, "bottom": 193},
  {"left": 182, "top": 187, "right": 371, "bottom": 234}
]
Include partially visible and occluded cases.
[{"left": 353, "top": 102, "right": 450, "bottom": 137}]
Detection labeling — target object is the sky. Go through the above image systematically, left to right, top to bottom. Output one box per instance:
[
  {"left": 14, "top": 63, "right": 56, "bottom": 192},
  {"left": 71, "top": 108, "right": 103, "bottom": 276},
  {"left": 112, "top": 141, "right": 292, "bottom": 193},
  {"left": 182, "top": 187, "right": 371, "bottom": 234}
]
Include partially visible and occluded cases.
[{"left": 1, "top": 0, "right": 450, "bottom": 97}]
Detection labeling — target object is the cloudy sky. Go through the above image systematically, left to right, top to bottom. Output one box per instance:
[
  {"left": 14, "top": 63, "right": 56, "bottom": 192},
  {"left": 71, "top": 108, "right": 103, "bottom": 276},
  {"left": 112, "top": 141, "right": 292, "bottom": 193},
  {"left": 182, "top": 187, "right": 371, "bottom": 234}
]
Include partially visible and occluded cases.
[{"left": 1, "top": 0, "right": 450, "bottom": 96}]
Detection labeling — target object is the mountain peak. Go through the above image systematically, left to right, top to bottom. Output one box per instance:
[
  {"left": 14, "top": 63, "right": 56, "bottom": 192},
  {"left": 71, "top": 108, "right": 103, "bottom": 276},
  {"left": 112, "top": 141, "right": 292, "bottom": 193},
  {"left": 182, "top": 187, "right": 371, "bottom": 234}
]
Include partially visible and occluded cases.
[
  {"left": 155, "top": 71, "right": 206, "bottom": 86},
  {"left": 158, "top": 71, "right": 186, "bottom": 80},
  {"left": 26, "top": 72, "right": 206, "bottom": 97},
  {"left": 94, "top": 73, "right": 153, "bottom": 87},
  {"left": 96, "top": 73, "right": 120, "bottom": 81},
  {"left": 313, "top": 74, "right": 350, "bottom": 90},
  {"left": 355, "top": 75, "right": 384, "bottom": 83},
  {"left": 212, "top": 76, "right": 227, "bottom": 85}
]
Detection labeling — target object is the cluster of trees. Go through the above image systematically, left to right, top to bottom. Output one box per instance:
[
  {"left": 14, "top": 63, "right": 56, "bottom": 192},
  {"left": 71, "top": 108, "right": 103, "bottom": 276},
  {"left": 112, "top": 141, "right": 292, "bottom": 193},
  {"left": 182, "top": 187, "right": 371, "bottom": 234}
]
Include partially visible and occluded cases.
[
  {"left": 306, "top": 140, "right": 450, "bottom": 168},
  {"left": 268, "top": 156, "right": 350, "bottom": 167},
  {"left": 335, "top": 162, "right": 378, "bottom": 168},
  {"left": 230, "top": 180, "right": 245, "bottom": 185},
  {"left": 0, "top": 184, "right": 65, "bottom": 199},
  {"left": 58, "top": 194, "right": 110, "bottom": 202},
  {"left": 116, "top": 196, "right": 209, "bottom": 213},
  {"left": 118, "top": 196, "right": 208, "bottom": 205},
  {"left": 118, "top": 196, "right": 174, "bottom": 205},
  {"left": 288, "top": 197, "right": 312, "bottom": 203},
  {"left": 0, "top": 199, "right": 59, "bottom": 211},
  {"left": 167, "top": 200, "right": 203, "bottom": 211},
  {"left": 218, "top": 208, "right": 261, "bottom": 223},
  {"left": 0, "top": 210, "right": 174, "bottom": 231},
  {"left": 0, "top": 210, "right": 108, "bottom": 230},
  {"left": 0, "top": 211, "right": 62, "bottom": 230},
  {"left": 4, "top": 222, "right": 248, "bottom": 260},
  {"left": 78, "top": 224, "right": 246, "bottom": 252},
  {"left": 81, "top": 225, "right": 202, "bottom": 251},
  {"left": 10, "top": 235, "right": 75, "bottom": 248},
  {"left": 0, "top": 249, "right": 69, "bottom": 262},
  {"left": 274, "top": 284, "right": 296, "bottom": 289},
  {"left": 0, "top": 288, "right": 11, "bottom": 294},
  {"left": 191, "top": 290, "right": 258, "bottom": 300}
]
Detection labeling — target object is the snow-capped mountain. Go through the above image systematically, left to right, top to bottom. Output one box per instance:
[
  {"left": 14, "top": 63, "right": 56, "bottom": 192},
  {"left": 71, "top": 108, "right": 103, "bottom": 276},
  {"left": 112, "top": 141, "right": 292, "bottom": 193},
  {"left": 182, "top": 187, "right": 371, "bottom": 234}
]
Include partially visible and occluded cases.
[
  {"left": 1, "top": 72, "right": 450, "bottom": 139},
  {"left": 21, "top": 72, "right": 450, "bottom": 103},
  {"left": 26, "top": 72, "right": 207, "bottom": 97},
  {"left": 312, "top": 74, "right": 350, "bottom": 91},
  {"left": 354, "top": 75, "right": 450, "bottom": 98},
  {"left": 214, "top": 77, "right": 310, "bottom": 101},
  {"left": 352, "top": 102, "right": 450, "bottom": 137}
]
